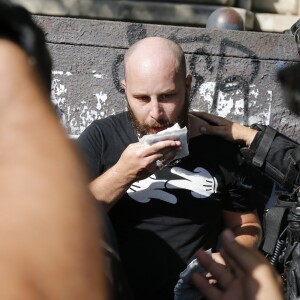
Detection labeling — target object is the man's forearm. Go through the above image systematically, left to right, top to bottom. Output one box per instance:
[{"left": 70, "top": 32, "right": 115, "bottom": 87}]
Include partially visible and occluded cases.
[
  {"left": 89, "top": 140, "right": 180, "bottom": 209},
  {"left": 90, "top": 164, "right": 132, "bottom": 209},
  {"left": 223, "top": 210, "right": 262, "bottom": 249},
  {"left": 233, "top": 223, "right": 262, "bottom": 248}
]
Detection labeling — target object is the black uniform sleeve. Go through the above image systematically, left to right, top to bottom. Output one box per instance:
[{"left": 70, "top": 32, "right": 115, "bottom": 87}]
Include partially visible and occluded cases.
[
  {"left": 240, "top": 124, "right": 300, "bottom": 192},
  {"left": 204, "top": 136, "right": 273, "bottom": 217},
  {"left": 220, "top": 162, "right": 273, "bottom": 226}
]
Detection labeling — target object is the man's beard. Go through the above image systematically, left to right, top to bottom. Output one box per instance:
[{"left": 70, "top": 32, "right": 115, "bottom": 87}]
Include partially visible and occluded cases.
[{"left": 127, "top": 92, "right": 190, "bottom": 137}]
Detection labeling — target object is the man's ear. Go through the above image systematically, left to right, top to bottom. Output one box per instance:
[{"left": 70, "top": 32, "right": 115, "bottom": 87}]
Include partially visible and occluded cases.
[
  {"left": 185, "top": 74, "right": 192, "bottom": 95},
  {"left": 121, "top": 79, "right": 126, "bottom": 91}
]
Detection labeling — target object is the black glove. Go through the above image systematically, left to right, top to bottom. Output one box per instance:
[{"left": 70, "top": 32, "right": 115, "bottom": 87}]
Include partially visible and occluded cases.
[{"left": 0, "top": 0, "right": 52, "bottom": 93}]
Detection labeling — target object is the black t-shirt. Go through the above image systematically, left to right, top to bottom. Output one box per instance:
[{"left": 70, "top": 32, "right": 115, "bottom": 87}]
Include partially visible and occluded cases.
[{"left": 77, "top": 112, "right": 255, "bottom": 300}]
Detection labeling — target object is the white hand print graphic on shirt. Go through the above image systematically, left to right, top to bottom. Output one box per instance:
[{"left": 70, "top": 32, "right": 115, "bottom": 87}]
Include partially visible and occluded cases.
[
  {"left": 127, "top": 166, "right": 218, "bottom": 204},
  {"left": 166, "top": 167, "right": 218, "bottom": 199},
  {"left": 127, "top": 174, "right": 177, "bottom": 204}
]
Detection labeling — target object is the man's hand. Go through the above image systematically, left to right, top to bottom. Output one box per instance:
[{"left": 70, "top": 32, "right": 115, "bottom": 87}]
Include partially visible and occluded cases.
[
  {"left": 190, "top": 112, "right": 257, "bottom": 147},
  {"left": 90, "top": 139, "right": 181, "bottom": 208},
  {"left": 114, "top": 139, "right": 181, "bottom": 183},
  {"left": 192, "top": 230, "right": 284, "bottom": 300},
  {"left": 205, "top": 252, "right": 226, "bottom": 284}
]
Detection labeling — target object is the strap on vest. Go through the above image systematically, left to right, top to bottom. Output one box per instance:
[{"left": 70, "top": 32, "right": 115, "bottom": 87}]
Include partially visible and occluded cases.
[
  {"left": 253, "top": 126, "right": 277, "bottom": 168},
  {"left": 290, "top": 146, "right": 300, "bottom": 165},
  {"left": 262, "top": 200, "right": 294, "bottom": 255}
]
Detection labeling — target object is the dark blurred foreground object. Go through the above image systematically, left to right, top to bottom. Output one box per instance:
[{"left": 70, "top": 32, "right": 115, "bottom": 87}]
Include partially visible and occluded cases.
[
  {"left": 0, "top": 0, "right": 52, "bottom": 93},
  {"left": 0, "top": 1, "right": 132, "bottom": 299},
  {"left": 206, "top": 7, "right": 244, "bottom": 31},
  {"left": 278, "top": 18, "right": 300, "bottom": 115},
  {"left": 283, "top": 18, "right": 300, "bottom": 56},
  {"left": 259, "top": 22, "right": 300, "bottom": 299},
  {"left": 260, "top": 62, "right": 300, "bottom": 300},
  {"left": 277, "top": 62, "right": 300, "bottom": 116}
]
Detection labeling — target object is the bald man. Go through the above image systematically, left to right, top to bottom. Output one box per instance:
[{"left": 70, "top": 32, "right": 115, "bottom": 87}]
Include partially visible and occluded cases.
[{"left": 78, "top": 37, "right": 261, "bottom": 300}]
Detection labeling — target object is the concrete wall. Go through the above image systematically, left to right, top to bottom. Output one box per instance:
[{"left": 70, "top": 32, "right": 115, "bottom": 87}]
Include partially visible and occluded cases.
[
  {"left": 14, "top": 0, "right": 300, "bottom": 33},
  {"left": 35, "top": 16, "right": 300, "bottom": 140}
]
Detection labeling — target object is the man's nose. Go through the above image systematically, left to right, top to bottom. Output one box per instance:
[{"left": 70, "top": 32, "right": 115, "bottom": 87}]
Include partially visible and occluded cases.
[{"left": 150, "top": 98, "right": 163, "bottom": 119}]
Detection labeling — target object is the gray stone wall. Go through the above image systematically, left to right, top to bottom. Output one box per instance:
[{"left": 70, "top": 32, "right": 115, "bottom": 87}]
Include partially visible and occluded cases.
[
  {"left": 14, "top": 0, "right": 300, "bottom": 32},
  {"left": 35, "top": 16, "right": 300, "bottom": 140}
]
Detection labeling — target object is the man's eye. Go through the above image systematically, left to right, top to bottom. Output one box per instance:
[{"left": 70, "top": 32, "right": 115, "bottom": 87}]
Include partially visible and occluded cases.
[
  {"left": 160, "top": 94, "right": 173, "bottom": 101},
  {"left": 136, "top": 96, "right": 150, "bottom": 101}
]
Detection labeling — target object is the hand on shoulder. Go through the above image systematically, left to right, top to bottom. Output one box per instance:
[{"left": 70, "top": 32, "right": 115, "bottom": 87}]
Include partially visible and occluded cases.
[{"left": 189, "top": 112, "right": 257, "bottom": 147}]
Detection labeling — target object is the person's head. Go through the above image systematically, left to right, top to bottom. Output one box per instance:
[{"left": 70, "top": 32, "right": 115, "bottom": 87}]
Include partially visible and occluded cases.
[
  {"left": 0, "top": 0, "right": 52, "bottom": 94},
  {"left": 206, "top": 7, "right": 244, "bottom": 31},
  {"left": 122, "top": 36, "right": 192, "bottom": 137}
]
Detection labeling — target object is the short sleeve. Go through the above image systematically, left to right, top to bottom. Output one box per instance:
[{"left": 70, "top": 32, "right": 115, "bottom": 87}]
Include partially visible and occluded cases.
[{"left": 77, "top": 122, "right": 103, "bottom": 180}]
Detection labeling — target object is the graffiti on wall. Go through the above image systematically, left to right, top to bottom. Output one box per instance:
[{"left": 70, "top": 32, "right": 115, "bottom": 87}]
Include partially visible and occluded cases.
[
  {"left": 51, "top": 23, "right": 272, "bottom": 137},
  {"left": 51, "top": 70, "right": 109, "bottom": 137}
]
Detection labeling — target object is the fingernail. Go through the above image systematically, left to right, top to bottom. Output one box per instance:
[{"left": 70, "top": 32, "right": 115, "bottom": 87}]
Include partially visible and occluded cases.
[{"left": 200, "top": 127, "right": 207, "bottom": 133}]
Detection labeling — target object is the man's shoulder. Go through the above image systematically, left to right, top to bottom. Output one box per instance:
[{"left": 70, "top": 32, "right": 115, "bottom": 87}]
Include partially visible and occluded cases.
[
  {"left": 78, "top": 111, "right": 136, "bottom": 146},
  {"left": 81, "top": 112, "right": 130, "bottom": 135},
  {"left": 90, "top": 112, "right": 129, "bottom": 128},
  {"left": 188, "top": 134, "right": 243, "bottom": 168},
  {"left": 190, "top": 134, "right": 240, "bottom": 152}
]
